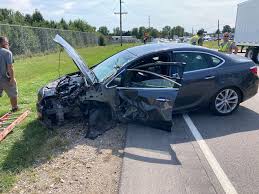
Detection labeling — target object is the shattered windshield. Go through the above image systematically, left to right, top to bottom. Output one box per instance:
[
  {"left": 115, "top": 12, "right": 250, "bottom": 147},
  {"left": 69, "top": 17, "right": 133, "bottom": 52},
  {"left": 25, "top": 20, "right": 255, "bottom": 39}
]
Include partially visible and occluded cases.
[{"left": 92, "top": 50, "right": 137, "bottom": 82}]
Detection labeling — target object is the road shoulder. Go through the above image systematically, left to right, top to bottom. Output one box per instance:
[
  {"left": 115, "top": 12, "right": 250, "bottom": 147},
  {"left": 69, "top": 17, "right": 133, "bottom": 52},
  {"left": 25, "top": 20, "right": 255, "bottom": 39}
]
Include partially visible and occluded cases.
[{"left": 120, "top": 120, "right": 221, "bottom": 194}]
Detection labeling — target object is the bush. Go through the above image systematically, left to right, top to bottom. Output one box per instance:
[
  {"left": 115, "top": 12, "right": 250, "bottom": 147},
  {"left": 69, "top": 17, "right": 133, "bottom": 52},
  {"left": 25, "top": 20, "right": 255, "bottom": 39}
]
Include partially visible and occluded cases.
[{"left": 98, "top": 35, "right": 106, "bottom": 46}]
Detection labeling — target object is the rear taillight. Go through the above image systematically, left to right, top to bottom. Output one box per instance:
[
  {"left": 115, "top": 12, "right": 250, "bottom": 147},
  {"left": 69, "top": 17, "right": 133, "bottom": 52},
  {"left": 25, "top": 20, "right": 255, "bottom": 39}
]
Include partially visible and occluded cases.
[{"left": 250, "top": 66, "right": 258, "bottom": 76}]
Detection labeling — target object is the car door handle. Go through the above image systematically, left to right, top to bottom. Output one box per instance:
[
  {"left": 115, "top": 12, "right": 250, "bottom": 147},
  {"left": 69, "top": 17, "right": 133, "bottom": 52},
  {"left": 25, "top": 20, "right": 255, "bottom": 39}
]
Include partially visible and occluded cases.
[
  {"left": 204, "top": 76, "right": 215, "bottom": 80},
  {"left": 156, "top": 98, "right": 171, "bottom": 102}
]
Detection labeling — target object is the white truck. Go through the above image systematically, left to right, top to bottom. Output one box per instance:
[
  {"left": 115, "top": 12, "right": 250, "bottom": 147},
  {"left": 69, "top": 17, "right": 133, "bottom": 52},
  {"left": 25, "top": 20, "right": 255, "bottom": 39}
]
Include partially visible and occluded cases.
[{"left": 234, "top": 0, "right": 259, "bottom": 63}]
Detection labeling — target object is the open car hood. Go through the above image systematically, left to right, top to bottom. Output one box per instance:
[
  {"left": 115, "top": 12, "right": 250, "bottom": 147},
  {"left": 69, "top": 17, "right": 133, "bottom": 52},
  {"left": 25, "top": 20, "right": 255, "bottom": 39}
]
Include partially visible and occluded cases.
[{"left": 53, "top": 34, "right": 98, "bottom": 85}]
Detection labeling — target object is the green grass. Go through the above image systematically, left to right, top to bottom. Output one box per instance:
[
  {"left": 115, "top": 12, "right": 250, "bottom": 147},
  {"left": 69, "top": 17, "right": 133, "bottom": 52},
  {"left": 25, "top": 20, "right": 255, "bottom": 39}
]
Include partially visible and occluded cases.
[
  {"left": 203, "top": 40, "right": 220, "bottom": 49},
  {"left": 0, "top": 43, "right": 138, "bottom": 193}
]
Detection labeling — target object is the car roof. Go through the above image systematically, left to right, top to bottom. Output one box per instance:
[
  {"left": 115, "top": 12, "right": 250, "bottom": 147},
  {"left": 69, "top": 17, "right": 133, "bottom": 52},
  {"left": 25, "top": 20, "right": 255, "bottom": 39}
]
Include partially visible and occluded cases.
[
  {"left": 126, "top": 43, "right": 220, "bottom": 57},
  {"left": 126, "top": 43, "right": 252, "bottom": 65}
]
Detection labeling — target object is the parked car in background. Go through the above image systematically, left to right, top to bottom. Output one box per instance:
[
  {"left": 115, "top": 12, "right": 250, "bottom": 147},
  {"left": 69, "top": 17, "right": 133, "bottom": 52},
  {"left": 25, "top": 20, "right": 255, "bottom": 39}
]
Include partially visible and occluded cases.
[
  {"left": 37, "top": 35, "right": 258, "bottom": 138},
  {"left": 203, "top": 35, "right": 213, "bottom": 41}
]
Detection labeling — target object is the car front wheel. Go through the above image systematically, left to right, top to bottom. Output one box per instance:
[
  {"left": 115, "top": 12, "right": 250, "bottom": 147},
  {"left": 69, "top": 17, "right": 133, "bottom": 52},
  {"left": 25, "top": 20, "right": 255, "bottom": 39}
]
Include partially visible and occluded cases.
[{"left": 210, "top": 88, "right": 241, "bottom": 116}]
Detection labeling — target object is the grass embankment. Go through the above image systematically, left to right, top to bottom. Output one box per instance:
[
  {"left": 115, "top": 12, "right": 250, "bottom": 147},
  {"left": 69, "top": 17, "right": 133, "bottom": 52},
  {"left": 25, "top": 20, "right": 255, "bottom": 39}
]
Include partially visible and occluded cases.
[
  {"left": 203, "top": 40, "right": 220, "bottom": 49},
  {"left": 0, "top": 43, "right": 138, "bottom": 193}
]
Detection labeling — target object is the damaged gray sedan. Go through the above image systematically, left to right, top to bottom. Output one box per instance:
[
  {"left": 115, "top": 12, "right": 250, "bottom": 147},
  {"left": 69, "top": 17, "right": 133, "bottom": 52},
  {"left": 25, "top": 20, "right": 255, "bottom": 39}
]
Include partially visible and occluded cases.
[{"left": 37, "top": 35, "right": 185, "bottom": 139}]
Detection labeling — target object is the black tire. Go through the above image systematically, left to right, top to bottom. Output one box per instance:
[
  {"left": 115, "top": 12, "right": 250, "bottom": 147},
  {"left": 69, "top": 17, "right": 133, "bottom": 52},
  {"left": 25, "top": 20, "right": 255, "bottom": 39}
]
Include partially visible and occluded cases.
[
  {"left": 245, "top": 47, "right": 255, "bottom": 60},
  {"left": 245, "top": 47, "right": 259, "bottom": 63},
  {"left": 210, "top": 88, "right": 241, "bottom": 116}
]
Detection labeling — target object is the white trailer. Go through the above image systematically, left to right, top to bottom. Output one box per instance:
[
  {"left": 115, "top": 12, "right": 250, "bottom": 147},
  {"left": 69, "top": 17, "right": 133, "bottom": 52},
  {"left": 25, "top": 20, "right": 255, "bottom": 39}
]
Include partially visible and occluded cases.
[{"left": 234, "top": 0, "right": 259, "bottom": 63}]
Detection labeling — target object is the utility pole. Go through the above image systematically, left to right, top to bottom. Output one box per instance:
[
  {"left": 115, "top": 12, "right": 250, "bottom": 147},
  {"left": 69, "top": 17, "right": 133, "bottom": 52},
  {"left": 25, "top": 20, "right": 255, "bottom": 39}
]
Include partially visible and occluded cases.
[
  {"left": 114, "top": 0, "right": 128, "bottom": 46},
  {"left": 218, "top": 19, "right": 220, "bottom": 46},
  {"left": 192, "top": 27, "right": 194, "bottom": 36}
]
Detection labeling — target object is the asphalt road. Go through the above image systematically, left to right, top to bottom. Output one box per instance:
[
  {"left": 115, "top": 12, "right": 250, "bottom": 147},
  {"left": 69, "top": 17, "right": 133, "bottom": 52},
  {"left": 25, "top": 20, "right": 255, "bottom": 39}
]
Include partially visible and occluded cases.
[
  {"left": 188, "top": 91, "right": 259, "bottom": 194},
  {"left": 120, "top": 92, "right": 259, "bottom": 194}
]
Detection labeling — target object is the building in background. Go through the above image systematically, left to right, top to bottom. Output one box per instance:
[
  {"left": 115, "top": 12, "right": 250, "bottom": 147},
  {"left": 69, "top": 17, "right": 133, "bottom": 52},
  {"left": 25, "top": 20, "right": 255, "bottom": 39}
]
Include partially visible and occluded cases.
[{"left": 110, "top": 36, "right": 140, "bottom": 44}]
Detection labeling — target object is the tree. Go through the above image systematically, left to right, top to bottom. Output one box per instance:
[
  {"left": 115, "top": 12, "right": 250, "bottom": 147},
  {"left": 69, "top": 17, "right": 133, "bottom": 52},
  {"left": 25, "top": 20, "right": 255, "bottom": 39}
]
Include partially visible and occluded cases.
[
  {"left": 0, "top": 8, "right": 95, "bottom": 33},
  {"left": 0, "top": 9, "right": 12, "bottom": 23},
  {"left": 31, "top": 9, "right": 44, "bottom": 23},
  {"left": 14, "top": 11, "right": 24, "bottom": 24},
  {"left": 24, "top": 14, "right": 32, "bottom": 25},
  {"left": 59, "top": 18, "right": 68, "bottom": 30},
  {"left": 70, "top": 19, "right": 96, "bottom": 32},
  {"left": 72, "top": 19, "right": 85, "bottom": 31},
  {"left": 49, "top": 20, "right": 57, "bottom": 28},
  {"left": 222, "top": 25, "right": 231, "bottom": 33},
  {"left": 98, "top": 26, "right": 109, "bottom": 36},
  {"left": 138, "top": 26, "right": 147, "bottom": 39},
  {"left": 161, "top": 26, "right": 171, "bottom": 38},
  {"left": 173, "top": 26, "right": 184, "bottom": 37},
  {"left": 113, "top": 27, "right": 120, "bottom": 36},
  {"left": 131, "top": 27, "right": 160, "bottom": 39},
  {"left": 149, "top": 27, "right": 159, "bottom": 38},
  {"left": 231, "top": 27, "right": 235, "bottom": 33},
  {"left": 131, "top": 28, "right": 138, "bottom": 38},
  {"left": 215, "top": 29, "right": 221, "bottom": 34},
  {"left": 123, "top": 31, "right": 132, "bottom": 36},
  {"left": 184, "top": 32, "right": 191, "bottom": 37},
  {"left": 98, "top": 35, "right": 106, "bottom": 46}
]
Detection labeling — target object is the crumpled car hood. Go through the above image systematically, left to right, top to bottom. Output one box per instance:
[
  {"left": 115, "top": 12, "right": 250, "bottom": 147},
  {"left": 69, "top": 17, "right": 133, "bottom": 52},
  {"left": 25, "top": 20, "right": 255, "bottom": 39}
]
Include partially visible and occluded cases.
[{"left": 53, "top": 34, "right": 98, "bottom": 85}]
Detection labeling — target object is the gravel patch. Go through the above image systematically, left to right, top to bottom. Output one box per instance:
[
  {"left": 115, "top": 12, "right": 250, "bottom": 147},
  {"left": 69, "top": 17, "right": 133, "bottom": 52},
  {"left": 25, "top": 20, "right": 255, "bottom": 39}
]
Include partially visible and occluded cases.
[{"left": 8, "top": 121, "right": 127, "bottom": 194}]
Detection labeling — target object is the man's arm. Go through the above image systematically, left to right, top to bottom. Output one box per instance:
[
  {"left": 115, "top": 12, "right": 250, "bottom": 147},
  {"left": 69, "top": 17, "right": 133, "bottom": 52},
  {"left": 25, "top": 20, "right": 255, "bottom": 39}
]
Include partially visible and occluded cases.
[
  {"left": 198, "top": 38, "right": 203, "bottom": 46},
  {"left": 232, "top": 42, "right": 238, "bottom": 54},
  {"left": 233, "top": 46, "right": 238, "bottom": 54},
  {"left": 6, "top": 52, "right": 16, "bottom": 85},
  {"left": 7, "top": 64, "right": 15, "bottom": 84}
]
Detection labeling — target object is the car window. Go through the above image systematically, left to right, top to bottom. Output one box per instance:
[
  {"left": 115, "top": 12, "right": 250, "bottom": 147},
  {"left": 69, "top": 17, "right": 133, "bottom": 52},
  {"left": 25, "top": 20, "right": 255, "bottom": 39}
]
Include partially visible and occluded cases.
[
  {"left": 92, "top": 50, "right": 137, "bottom": 82},
  {"left": 131, "top": 52, "right": 171, "bottom": 75},
  {"left": 173, "top": 52, "right": 209, "bottom": 72},
  {"left": 204, "top": 55, "right": 222, "bottom": 67},
  {"left": 139, "top": 65, "right": 169, "bottom": 76},
  {"left": 121, "top": 70, "right": 178, "bottom": 88}
]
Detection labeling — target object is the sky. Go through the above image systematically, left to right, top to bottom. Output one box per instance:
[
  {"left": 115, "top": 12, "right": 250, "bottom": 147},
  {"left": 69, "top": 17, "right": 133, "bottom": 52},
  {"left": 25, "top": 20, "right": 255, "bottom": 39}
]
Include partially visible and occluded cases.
[{"left": 0, "top": 0, "right": 246, "bottom": 33}]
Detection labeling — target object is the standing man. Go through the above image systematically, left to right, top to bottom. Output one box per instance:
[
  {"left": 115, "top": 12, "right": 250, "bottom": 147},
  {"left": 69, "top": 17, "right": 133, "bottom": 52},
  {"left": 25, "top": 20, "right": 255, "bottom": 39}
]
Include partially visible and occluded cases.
[
  {"left": 190, "top": 30, "right": 204, "bottom": 46},
  {"left": 143, "top": 32, "right": 148, "bottom": 44},
  {"left": 218, "top": 32, "right": 238, "bottom": 54},
  {"left": 0, "top": 36, "right": 19, "bottom": 112}
]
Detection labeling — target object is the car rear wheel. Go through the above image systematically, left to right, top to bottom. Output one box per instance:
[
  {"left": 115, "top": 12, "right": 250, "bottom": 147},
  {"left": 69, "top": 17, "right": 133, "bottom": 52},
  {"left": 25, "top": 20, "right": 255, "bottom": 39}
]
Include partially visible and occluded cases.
[{"left": 210, "top": 88, "right": 241, "bottom": 116}]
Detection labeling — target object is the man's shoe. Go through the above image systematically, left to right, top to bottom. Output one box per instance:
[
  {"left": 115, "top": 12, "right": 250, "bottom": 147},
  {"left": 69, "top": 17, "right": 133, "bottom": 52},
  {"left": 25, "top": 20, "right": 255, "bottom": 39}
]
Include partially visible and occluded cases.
[{"left": 10, "top": 107, "right": 19, "bottom": 113}]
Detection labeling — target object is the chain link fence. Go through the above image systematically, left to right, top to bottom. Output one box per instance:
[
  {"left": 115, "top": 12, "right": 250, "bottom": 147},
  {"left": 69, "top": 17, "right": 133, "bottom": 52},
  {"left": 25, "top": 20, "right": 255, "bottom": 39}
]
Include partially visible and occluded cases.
[{"left": 0, "top": 24, "right": 99, "bottom": 57}]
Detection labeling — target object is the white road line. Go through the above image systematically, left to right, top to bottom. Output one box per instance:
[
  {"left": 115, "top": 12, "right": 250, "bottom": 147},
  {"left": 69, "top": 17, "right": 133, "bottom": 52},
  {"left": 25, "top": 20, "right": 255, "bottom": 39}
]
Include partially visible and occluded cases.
[{"left": 183, "top": 114, "right": 238, "bottom": 194}]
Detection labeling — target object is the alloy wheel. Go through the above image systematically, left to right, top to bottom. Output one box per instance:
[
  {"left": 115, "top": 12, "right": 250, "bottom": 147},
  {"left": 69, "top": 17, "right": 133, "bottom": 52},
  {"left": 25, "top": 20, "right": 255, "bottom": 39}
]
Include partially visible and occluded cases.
[{"left": 215, "top": 89, "right": 239, "bottom": 114}]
